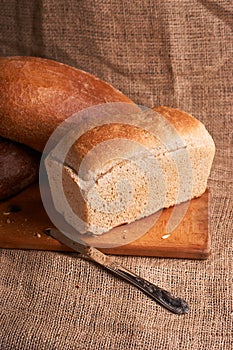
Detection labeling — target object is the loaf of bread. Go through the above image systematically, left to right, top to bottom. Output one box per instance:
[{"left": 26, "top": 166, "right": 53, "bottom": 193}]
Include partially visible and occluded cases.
[
  {"left": 0, "top": 56, "right": 133, "bottom": 152},
  {"left": 45, "top": 106, "right": 215, "bottom": 235},
  {"left": 0, "top": 137, "right": 39, "bottom": 200}
]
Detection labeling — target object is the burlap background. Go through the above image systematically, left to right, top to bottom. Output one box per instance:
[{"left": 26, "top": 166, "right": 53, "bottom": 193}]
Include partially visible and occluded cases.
[{"left": 0, "top": 1, "right": 232, "bottom": 349}]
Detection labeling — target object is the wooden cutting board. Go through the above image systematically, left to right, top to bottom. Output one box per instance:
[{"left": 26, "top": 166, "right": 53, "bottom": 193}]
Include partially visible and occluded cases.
[{"left": 0, "top": 184, "right": 210, "bottom": 259}]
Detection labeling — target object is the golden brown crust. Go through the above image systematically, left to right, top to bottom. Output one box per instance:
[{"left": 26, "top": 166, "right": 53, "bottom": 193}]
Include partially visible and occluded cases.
[
  {"left": 0, "top": 56, "right": 133, "bottom": 152},
  {"left": 64, "top": 106, "right": 214, "bottom": 178},
  {"left": 153, "top": 106, "right": 201, "bottom": 133},
  {"left": 153, "top": 106, "right": 216, "bottom": 149},
  {"left": 65, "top": 122, "right": 161, "bottom": 173}
]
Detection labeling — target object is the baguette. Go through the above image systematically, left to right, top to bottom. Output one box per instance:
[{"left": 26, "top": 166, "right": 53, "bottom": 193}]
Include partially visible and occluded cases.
[{"left": 0, "top": 56, "right": 133, "bottom": 152}]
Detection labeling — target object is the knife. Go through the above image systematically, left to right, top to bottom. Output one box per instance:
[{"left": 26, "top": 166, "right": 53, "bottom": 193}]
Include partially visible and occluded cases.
[{"left": 45, "top": 227, "right": 189, "bottom": 315}]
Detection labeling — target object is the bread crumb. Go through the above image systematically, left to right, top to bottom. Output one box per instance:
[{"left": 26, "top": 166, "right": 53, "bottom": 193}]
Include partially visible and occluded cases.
[
  {"left": 3, "top": 212, "right": 10, "bottom": 216},
  {"left": 6, "top": 218, "right": 11, "bottom": 224},
  {"left": 34, "top": 233, "right": 41, "bottom": 238},
  {"left": 162, "top": 234, "right": 171, "bottom": 239}
]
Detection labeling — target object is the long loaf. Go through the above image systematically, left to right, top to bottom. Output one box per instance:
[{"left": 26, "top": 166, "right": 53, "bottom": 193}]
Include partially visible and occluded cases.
[{"left": 0, "top": 56, "right": 133, "bottom": 152}]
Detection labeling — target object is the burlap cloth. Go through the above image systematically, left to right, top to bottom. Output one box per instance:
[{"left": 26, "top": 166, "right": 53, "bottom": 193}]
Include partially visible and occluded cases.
[{"left": 0, "top": 1, "right": 232, "bottom": 349}]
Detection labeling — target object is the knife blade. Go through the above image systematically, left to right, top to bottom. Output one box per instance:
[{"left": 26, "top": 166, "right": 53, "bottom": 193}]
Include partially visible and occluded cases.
[{"left": 45, "top": 227, "right": 189, "bottom": 315}]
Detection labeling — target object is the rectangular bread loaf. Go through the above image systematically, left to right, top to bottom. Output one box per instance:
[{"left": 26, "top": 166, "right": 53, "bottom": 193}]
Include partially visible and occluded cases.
[{"left": 45, "top": 106, "right": 215, "bottom": 235}]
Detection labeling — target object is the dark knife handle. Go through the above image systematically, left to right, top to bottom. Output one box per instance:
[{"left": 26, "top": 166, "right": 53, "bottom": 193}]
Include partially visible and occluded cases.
[{"left": 107, "top": 264, "right": 189, "bottom": 315}]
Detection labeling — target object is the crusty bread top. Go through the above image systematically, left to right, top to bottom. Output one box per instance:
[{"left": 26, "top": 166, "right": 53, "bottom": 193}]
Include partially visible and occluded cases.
[
  {"left": 0, "top": 56, "right": 133, "bottom": 152},
  {"left": 59, "top": 106, "right": 215, "bottom": 183},
  {"left": 153, "top": 106, "right": 208, "bottom": 140}
]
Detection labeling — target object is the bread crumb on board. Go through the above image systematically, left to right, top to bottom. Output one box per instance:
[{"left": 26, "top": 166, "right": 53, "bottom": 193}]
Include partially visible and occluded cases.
[
  {"left": 3, "top": 205, "right": 21, "bottom": 215},
  {"left": 33, "top": 233, "right": 42, "bottom": 238},
  {"left": 162, "top": 234, "right": 171, "bottom": 239}
]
